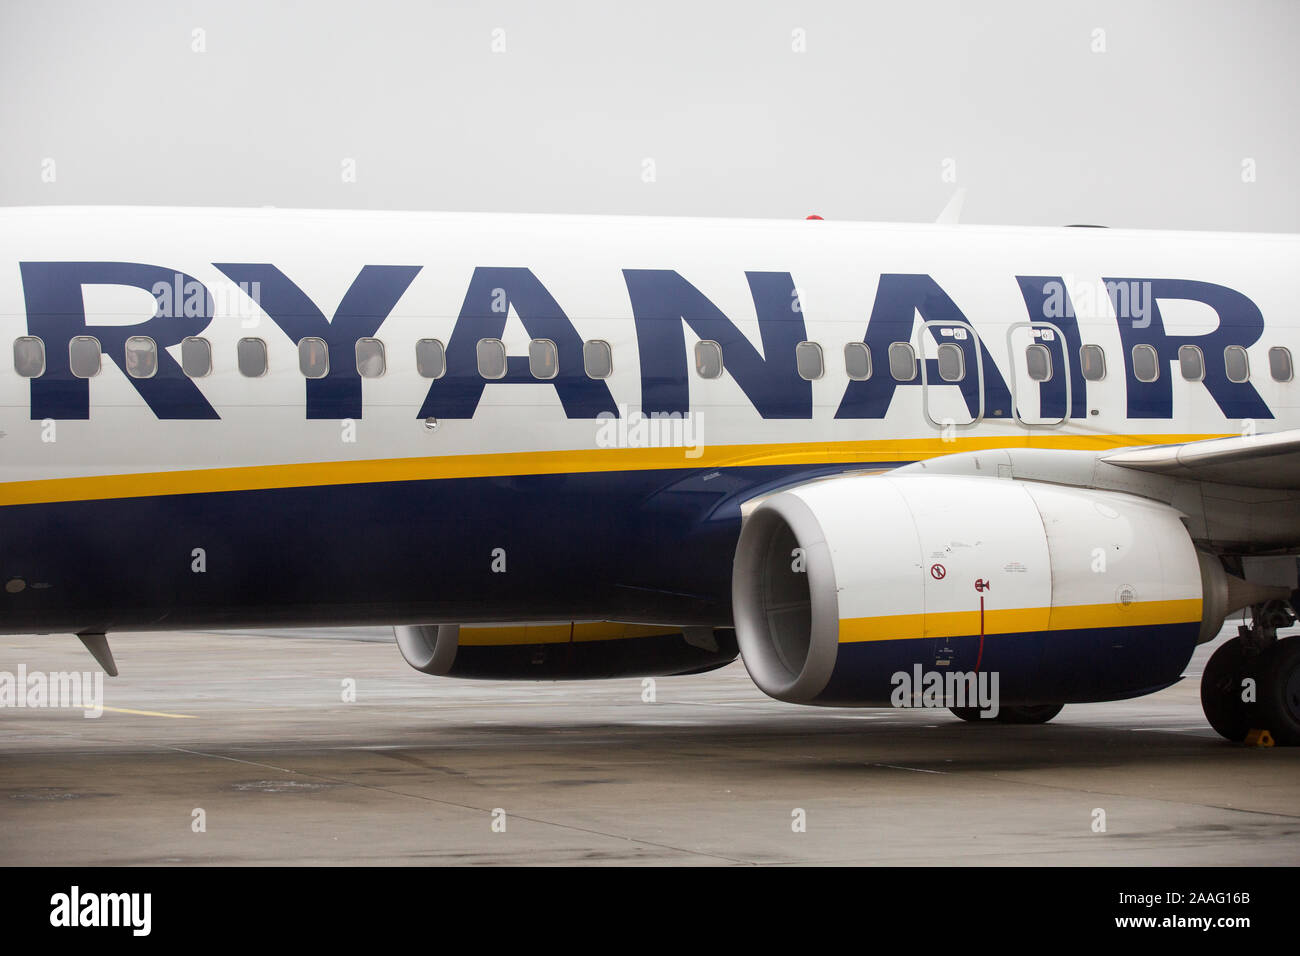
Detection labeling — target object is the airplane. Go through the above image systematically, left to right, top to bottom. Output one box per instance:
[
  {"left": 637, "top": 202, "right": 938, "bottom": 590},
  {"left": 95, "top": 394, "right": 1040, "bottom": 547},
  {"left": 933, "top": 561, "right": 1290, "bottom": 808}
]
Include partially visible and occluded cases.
[{"left": 1, "top": 205, "right": 1297, "bottom": 743}]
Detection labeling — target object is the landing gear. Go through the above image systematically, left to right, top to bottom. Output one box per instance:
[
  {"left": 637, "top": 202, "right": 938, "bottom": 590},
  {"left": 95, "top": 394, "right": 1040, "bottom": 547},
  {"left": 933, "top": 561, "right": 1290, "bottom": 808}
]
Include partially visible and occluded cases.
[
  {"left": 1201, "top": 600, "right": 1299, "bottom": 744},
  {"left": 1200, "top": 638, "right": 1258, "bottom": 742},
  {"left": 1258, "top": 638, "right": 1300, "bottom": 746},
  {"left": 949, "top": 703, "right": 1063, "bottom": 724}
]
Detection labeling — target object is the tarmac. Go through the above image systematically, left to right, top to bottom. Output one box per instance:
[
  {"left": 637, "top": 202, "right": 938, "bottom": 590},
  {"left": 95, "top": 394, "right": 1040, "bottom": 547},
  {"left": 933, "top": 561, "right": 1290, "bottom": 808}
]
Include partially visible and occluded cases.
[{"left": 1, "top": 624, "right": 1297, "bottom": 865}]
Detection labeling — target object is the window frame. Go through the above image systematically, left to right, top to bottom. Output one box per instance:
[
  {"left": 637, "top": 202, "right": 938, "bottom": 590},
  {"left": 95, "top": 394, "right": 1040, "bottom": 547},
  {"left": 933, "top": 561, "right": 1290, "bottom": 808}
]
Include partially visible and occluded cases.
[
  {"left": 69, "top": 335, "right": 103, "bottom": 379},
  {"left": 123, "top": 335, "right": 159, "bottom": 380},
  {"left": 13, "top": 336, "right": 46, "bottom": 378},
  {"left": 181, "top": 336, "right": 213, "bottom": 378},
  {"left": 298, "top": 336, "right": 330, "bottom": 379},
  {"left": 237, "top": 337, "right": 269, "bottom": 378},
  {"left": 355, "top": 337, "right": 387, "bottom": 379},
  {"left": 476, "top": 337, "right": 508, "bottom": 380},
  {"left": 415, "top": 338, "right": 446, "bottom": 380},
  {"left": 528, "top": 338, "right": 559, "bottom": 380},
  {"left": 582, "top": 339, "right": 613, "bottom": 380},
  {"left": 694, "top": 339, "right": 724, "bottom": 379},
  {"left": 795, "top": 341, "right": 824, "bottom": 381},
  {"left": 888, "top": 341, "right": 917, "bottom": 382},
  {"left": 844, "top": 342, "right": 872, "bottom": 381},
  {"left": 936, "top": 342, "right": 965, "bottom": 382},
  {"left": 1025, "top": 343, "right": 1053, "bottom": 383},
  {"left": 1080, "top": 344, "right": 1107, "bottom": 381},
  {"left": 1131, "top": 344, "right": 1159, "bottom": 383},
  {"left": 1178, "top": 344, "right": 1205, "bottom": 383},
  {"left": 1224, "top": 345, "right": 1250, "bottom": 384},
  {"left": 1268, "top": 346, "right": 1294, "bottom": 383}
]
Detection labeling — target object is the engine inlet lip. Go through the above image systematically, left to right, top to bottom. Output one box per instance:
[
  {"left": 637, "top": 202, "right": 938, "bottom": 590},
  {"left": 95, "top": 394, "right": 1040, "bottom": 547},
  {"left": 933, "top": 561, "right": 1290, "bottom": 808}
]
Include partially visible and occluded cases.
[{"left": 732, "top": 493, "right": 840, "bottom": 702}]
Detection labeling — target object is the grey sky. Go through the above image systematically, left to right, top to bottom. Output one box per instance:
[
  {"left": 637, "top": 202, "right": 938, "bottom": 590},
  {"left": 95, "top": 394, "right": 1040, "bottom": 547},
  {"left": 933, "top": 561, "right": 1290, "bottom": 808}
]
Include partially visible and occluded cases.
[{"left": 2, "top": 0, "right": 1296, "bottom": 231}]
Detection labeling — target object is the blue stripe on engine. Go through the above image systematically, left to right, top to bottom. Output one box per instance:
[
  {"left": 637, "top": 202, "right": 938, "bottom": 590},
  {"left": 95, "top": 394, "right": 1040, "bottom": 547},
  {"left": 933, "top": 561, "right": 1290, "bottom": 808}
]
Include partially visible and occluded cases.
[{"left": 816, "top": 622, "right": 1200, "bottom": 705}]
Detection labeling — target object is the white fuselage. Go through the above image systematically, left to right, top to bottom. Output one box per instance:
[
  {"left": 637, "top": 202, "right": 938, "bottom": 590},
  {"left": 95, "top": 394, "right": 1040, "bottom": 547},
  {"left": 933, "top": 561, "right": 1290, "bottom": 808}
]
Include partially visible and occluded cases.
[{"left": 0, "top": 207, "right": 1295, "bottom": 633}]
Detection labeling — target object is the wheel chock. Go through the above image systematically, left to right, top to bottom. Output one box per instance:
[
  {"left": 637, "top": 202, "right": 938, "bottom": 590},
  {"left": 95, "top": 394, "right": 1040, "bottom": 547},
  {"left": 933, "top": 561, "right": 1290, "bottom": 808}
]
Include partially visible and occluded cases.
[{"left": 1243, "top": 729, "right": 1275, "bottom": 747}]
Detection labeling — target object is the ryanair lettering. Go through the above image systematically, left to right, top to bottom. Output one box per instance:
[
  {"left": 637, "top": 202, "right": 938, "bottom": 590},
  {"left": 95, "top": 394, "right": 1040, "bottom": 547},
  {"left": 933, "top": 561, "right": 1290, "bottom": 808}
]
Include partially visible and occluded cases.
[{"left": 17, "top": 261, "right": 1274, "bottom": 421}]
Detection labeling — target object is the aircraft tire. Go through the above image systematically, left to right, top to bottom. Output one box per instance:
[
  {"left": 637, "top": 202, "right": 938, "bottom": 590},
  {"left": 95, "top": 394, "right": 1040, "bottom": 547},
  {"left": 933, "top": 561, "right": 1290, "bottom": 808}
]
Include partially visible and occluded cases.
[
  {"left": 1200, "top": 637, "right": 1259, "bottom": 743},
  {"left": 1258, "top": 637, "right": 1300, "bottom": 746}
]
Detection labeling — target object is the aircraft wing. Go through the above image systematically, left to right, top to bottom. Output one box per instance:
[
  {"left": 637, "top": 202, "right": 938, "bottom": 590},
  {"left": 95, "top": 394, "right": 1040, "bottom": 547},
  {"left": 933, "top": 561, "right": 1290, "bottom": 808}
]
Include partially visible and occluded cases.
[{"left": 1102, "top": 428, "right": 1300, "bottom": 490}]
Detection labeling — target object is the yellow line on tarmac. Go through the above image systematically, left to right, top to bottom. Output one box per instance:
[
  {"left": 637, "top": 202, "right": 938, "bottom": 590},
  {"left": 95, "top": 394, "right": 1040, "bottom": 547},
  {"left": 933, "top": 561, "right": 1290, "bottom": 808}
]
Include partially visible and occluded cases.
[{"left": 84, "top": 705, "right": 198, "bottom": 719}]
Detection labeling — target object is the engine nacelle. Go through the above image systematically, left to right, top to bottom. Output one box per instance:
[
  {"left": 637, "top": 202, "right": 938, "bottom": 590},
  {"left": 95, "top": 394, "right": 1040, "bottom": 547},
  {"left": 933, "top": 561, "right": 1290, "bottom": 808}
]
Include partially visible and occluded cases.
[
  {"left": 733, "top": 474, "right": 1260, "bottom": 706},
  {"left": 395, "top": 621, "right": 737, "bottom": 680}
]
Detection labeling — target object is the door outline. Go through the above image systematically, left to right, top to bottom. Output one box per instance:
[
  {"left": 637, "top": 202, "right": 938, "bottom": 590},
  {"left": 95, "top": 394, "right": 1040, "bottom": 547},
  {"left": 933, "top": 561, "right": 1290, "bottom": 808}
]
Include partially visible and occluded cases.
[
  {"left": 918, "top": 319, "right": 985, "bottom": 429},
  {"left": 1006, "top": 320, "right": 1072, "bottom": 428}
]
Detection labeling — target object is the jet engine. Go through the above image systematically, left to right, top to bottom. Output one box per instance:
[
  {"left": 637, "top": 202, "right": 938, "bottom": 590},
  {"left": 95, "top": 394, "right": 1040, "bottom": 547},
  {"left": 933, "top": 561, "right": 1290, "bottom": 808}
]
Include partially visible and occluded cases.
[
  {"left": 732, "top": 474, "right": 1268, "bottom": 707},
  {"left": 395, "top": 621, "right": 737, "bottom": 679}
]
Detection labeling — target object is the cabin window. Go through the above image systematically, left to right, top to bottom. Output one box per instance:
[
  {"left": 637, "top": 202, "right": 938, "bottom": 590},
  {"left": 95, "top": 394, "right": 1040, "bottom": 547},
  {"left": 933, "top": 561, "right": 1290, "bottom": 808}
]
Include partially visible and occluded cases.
[
  {"left": 13, "top": 336, "right": 45, "bottom": 377},
  {"left": 69, "top": 336, "right": 102, "bottom": 378},
  {"left": 123, "top": 336, "right": 158, "bottom": 379},
  {"left": 181, "top": 336, "right": 212, "bottom": 377},
  {"left": 238, "top": 337, "right": 268, "bottom": 377},
  {"left": 298, "top": 337, "right": 329, "bottom": 379},
  {"left": 356, "top": 337, "right": 386, "bottom": 378},
  {"left": 416, "top": 338, "right": 446, "bottom": 379},
  {"left": 476, "top": 338, "right": 507, "bottom": 379},
  {"left": 529, "top": 339, "right": 558, "bottom": 380},
  {"left": 583, "top": 340, "right": 613, "bottom": 379},
  {"left": 695, "top": 340, "right": 723, "bottom": 379},
  {"left": 795, "top": 341, "right": 824, "bottom": 381},
  {"left": 844, "top": 342, "right": 871, "bottom": 381},
  {"left": 888, "top": 342, "right": 916, "bottom": 382},
  {"left": 936, "top": 342, "right": 965, "bottom": 382},
  {"left": 1025, "top": 344, "right": 1052, "bottom": 382},
  {"left": 1080, "top": 344, "right": 1106, "bottom": 381},
  {"left": 1132, "top": 344, "right": 1159, "bottom": 383},
  {"left": 1178, "top": 344, "right": 1204, "bottom": 382},
  {"left": 1224, "top": 346, "right": 1250, "bottom": 384},
  {"left": 1268, "top": 346, "right": 1293, "bottom": 383}
]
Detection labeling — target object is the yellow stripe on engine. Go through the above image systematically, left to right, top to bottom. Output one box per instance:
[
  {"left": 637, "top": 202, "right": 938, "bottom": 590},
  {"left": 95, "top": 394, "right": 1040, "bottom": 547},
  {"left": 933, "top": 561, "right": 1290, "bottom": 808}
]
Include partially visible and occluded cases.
[
  {"left": 838, "top": 598, "right": 1203, "bottom": 643},
  {"left": 1047, "top": 599, "right": 1203, "bottom": 631},
  {"left": 457, "top": 622, "right": 682, "bottom": 647}
]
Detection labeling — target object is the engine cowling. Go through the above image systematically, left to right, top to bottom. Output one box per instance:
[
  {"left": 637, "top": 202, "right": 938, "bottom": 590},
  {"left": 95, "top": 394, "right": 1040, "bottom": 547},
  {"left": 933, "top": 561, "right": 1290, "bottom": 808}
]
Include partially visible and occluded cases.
[
  {"left": 732, "top": 474, "right": 1259, "bottom": 706},
  {"left": 395, "top": 621, "right": 737, "bottom": 679}
]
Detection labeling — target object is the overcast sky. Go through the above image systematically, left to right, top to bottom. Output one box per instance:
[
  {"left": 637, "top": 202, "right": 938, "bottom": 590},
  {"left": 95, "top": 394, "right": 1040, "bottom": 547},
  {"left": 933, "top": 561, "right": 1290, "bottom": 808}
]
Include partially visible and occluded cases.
[{"left": 2, "top": 0, "right": 1296, "bottom": 231}]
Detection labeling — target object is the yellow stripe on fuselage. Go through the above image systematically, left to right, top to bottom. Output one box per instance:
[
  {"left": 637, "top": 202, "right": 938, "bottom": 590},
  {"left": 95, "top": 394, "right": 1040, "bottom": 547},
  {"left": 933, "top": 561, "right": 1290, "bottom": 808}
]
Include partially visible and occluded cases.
[
  {"left": 0, "top": 433, "right": 1224, "bottom": 507},
  {"left": 838, "top": 598, "right": 1203, "bottom": 643}
]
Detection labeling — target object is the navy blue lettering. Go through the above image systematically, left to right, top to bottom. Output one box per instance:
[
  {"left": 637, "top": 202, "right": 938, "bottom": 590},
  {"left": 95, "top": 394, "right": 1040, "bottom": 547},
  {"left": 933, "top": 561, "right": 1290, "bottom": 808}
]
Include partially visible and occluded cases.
[
  {"left": 19, "top": 261, "right": 218, "bottom": 420},
  {"left": 213, "top": 263, "right": 422, "bottom": 419},
  {"left": 419, "top": 267, "right": 617, "bottom": 419},
  {"left": 623, "top": 270, "right": 809, "bottom": 418},
  {"left": 836, "top": 274, "right": 1014, "bottom": 420},
  {"left": 1107, "top": 277, "right": 1271, "bottom": 420}
]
